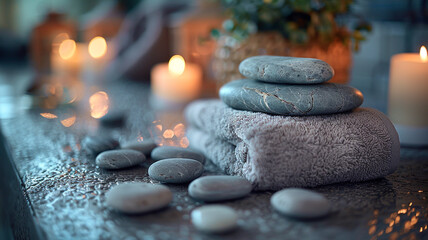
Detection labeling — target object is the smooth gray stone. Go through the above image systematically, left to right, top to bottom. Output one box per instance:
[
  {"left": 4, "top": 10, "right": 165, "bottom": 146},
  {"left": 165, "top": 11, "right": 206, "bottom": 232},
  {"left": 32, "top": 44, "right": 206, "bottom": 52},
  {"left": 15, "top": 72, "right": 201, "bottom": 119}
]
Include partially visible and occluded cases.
[
  {"left": 239, "top": 56, "right": 334, "bottom": 84},
  {"left": 219, "top": 79, "right": 363, "bottom": 116},
  {"left": 100, "top": 111, "right": 126, "bottom": 127},
  {"left": 82, "top": 136, "right": 119, "bottom": 154},
  {"left": 121, "top": 139, "right": 157, "bottom": 156},
  {"left": 151, "top": 146, "right": 205, "bottom": 164},
  {"left": 96, "top": 149, "right": 146, "bottom": 170},
  {"left": 148, "top": 158, "right": 204, "bottom": 184},
  {"left": 188, "top": 176, "right": 252, "bottom": 202},
  {"left": 106, "top": 182, "right": 172, "bottom": 214},
  {"left": 271, "top": 188, "right": 330, "bottom": 219},
  {"left": 191, "top": 205, "right": 238, "bottom": 233}
]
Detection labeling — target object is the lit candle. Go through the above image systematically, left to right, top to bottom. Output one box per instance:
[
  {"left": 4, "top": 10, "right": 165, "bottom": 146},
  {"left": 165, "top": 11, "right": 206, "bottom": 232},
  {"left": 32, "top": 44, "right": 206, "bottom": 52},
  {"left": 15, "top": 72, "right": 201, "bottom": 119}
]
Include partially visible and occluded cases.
[
  {"left": 51, "top": 39, "right": 83, "bottom": 76},
  {"left": 388, "top": 46, "right": 428, "bottom": 145},
  {"left": 151, "top": 55, "right": 202, "bottom": 102}
]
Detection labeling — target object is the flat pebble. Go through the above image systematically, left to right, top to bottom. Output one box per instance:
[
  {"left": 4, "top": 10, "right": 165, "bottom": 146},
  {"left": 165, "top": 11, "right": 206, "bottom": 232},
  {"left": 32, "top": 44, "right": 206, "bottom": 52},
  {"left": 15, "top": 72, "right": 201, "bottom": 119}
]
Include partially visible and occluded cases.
[
  {"left": 239, "top": 55, "right": 334, "bottom": 84},
  {"left": 220, "top": 79, "right": 363, "bottom": 116},
  {"left": 82, "top": 136, "right": 119, "bottom": 154},
  {"left": 121, "top": 139, "right": 157, "bottom": 156},
  {"left": 151, "top": 146, "right": 205, "bottom": 164},
  {"left": 96, "top": 149, "right": 146, "bottom": 170},
  {"left": 148, "top": 158, "right": 204, "bottom": 184},
  {"left": 188, "top": 176, "right": 252, "bottom": 202},
  {"left": 106, "top": 182, "right": 172, "bottom": 214},
  {"left": 271, "top": 188, "right": 330, "bottom": 219},
  {"left": 191, "top": 205, "right": 238, "bottom": 233}
]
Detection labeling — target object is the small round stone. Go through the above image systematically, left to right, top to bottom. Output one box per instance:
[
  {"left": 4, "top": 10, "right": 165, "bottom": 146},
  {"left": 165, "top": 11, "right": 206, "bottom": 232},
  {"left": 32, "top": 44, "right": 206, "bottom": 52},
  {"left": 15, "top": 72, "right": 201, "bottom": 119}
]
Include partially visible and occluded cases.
[
  {"left": 239, "top": 55, "right": 334, "bottom": 84},
  {"left": 220, "top": 79, "right": 363, "bottom": 116},
  {"left": 100, "top": 111, "right": 126, "bottom": 127},
  {"left": 82, "top": 136, "right": 119, "bottom": 154},
  {"left": 121, "top": 139, "right": 157, "bottom": 156},
  {"left": 151, "top": 146, "right": 205, "bottom": 164},
  {"left": 96, "top": 149, "right": 146, "bottom": 170},
  {"left": 148, "top": 158, "right": 204, "bottom": 184},
  {"left": 188, "top": 176, "right": 252, "bottom": 202},
  {"left": 106, "top": 182, "right": 172, "bottom": 214},
  {"left": 271, "top": 188, "right": 330, "bottom": 219},
  {"left": 191, "top": 205, "right": 238, "bottom": 233}
]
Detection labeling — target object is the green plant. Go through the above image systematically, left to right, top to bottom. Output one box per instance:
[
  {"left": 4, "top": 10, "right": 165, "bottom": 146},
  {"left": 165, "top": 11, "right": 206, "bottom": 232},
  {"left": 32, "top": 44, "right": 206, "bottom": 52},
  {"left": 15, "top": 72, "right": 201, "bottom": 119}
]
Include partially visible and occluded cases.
[{"left": 216, "top": 0, "right": 371, "bottom": 51}]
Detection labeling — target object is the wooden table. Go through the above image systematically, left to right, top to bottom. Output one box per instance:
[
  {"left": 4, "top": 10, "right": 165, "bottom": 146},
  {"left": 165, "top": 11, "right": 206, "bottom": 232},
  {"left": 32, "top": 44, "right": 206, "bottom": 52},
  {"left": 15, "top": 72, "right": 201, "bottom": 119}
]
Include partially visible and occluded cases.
[{"left": 1, "top": 80, "right": 427, "bottom": 240}]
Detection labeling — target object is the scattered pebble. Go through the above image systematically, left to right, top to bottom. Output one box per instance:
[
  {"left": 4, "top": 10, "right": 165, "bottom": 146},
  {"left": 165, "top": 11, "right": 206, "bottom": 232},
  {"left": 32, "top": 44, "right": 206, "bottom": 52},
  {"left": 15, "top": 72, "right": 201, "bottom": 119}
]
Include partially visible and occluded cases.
[
  {"left": 100, "top": 111, "right": 126, "bottom": 127},
  {"left": 82, "top": 136, "right": 119, "bottom": 154},
  {"left": 121, "top": 139, "right": 157, "bottom": 156},
  {"left": 151, "top": 146, "right": 205, "bottom": 164},
  {"left": 96, "top": 149, "right": 146, "bottom": 170},
  {"left": 148, "top": 158, "right": 204, "bottom": 184},
  {"left": 188, "top": 176, "right": 252, "bottom": 202},
  {"left": 106, "top": 182, "right": 173, "bottom": 214},
  {"left": 270, "top": 188, "right": 330, "bottom": 219},
  {"left": 191, "top": 205, "right": 238, "bottom": 233}
]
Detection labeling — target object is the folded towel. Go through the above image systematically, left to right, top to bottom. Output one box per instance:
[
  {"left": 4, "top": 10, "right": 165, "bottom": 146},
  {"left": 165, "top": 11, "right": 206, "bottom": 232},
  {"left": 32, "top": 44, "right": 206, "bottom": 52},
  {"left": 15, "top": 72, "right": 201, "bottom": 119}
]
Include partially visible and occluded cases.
[{"left": 185, "top": 99, "right": 400, "bottom": 190}]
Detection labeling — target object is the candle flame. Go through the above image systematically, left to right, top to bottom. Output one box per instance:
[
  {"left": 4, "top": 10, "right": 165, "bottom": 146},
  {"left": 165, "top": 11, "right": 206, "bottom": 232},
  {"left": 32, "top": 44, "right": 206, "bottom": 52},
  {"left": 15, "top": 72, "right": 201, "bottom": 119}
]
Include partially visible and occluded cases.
[
  {"left": 88, "top": 37, "right": 107, "bottom": 59},
  {"left": 59, "top": 39, "right": 76, "bottom": 60},
  {"left": 420, "top": 46, "right": 427, "bottom": 62},
  {"left": 168, "top": 55, "right": 185, "bottom": 75},
  {"left": 89, "top": 91, "right": 109, "bottom": 118}
]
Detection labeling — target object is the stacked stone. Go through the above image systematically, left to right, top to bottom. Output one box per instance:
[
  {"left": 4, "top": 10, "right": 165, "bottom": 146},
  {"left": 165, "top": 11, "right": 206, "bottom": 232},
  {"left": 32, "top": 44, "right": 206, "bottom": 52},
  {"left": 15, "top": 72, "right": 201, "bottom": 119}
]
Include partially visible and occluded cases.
[{"left": 220, "top": 56, "right": 363, "bottom": 116}]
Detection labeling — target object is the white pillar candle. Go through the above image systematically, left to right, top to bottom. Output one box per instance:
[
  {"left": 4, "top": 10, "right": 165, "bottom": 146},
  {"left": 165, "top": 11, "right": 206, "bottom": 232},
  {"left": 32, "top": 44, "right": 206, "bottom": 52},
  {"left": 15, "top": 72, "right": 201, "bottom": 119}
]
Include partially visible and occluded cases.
[
  {"left": 388, "top": 46, "right": 428, "bottom": 145},
  {"left": 151, "top": 55, "right": 202, "bottom": 102}
]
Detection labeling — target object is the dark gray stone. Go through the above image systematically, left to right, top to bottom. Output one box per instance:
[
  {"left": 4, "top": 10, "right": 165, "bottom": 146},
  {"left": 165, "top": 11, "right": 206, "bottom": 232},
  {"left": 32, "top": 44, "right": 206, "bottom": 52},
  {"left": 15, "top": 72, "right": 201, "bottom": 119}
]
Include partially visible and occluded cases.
[
  {"left": 239, "top": 56, "right": 334, "bottom": 84},
  {"left": 219, "top": 79, "right": 363, "bottom": 115},
  {"left": 100, "top": 111, "right": 126, "bottom": 127},
  {"left": 82, "top": 136, "right": 119, "bottom": 154},
  {"left": 121, "top": 139, "right": 157, "bottom": 156},
  {"left": 151, "top": 146, "right": 205, "bottom": 164},
  {"left": 96, "top": 149, "right": 146, "bottom": 170},
  {"left": 148, "top": 158, "right": 204, "bottom": 184},
  {"left": 188, "top": 176, "right": 252, "bottom": 202},
  {"left": 106, "top": 182, "right": 172, "bottom": 214},
  {"left": 271, "top": 188, "right": 330, "bottom": 219}
]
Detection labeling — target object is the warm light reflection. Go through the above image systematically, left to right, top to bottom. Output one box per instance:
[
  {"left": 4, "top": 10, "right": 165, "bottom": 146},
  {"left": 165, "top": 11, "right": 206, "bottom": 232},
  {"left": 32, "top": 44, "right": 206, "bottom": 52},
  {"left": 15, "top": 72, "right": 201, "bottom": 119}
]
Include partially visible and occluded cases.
[
  {"left": 88, "top": 36, "right": 107, "bottom": 59},
  {"left": 59, "top": 39, "right": 76, "bottom": 60},
  {"left": 420, "top": 46, "right": 427, "bottom": 62},
  {"left": 168, "top": 55, "right": 185, "bottom": 75},
  {"left": 89, "top": 91, "right": 109, "bottom": 118},
  {"left": 40, "top": 113, "right": 58, "bottom": 119},
  {"left": 60, "top": 115, "right": 76, "bottom": 127},
  {"left": 173, "top": 123, "right": 186, "bottom": 138},
  {"left": 163, "top": 129, "right": 174, "bottom": 139},
  {"left": 180, "top": 137, "right": 189, "bottom": 148}
]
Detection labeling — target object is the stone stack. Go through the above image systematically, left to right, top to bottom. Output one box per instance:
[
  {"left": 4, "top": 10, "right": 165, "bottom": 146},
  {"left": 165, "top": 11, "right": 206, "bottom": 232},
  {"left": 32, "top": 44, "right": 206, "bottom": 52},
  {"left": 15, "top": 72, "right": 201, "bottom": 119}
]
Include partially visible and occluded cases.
[{"left": 220, "top": 56, "right": 363, "bottom": 116}]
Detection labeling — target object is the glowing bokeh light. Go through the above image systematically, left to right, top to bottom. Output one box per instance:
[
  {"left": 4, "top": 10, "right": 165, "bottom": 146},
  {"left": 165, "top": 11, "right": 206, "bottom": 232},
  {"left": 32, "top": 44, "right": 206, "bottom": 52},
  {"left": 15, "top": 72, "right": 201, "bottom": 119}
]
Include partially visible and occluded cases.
[
  {"left": 88, "top": 36, "right": 107, "bottom": 59},
  {"left": 59, "top": 39, "right": 76, "bottom": 60},
  {"left": 420, "top": 46, "right": 427, "bottom": 62},
  {"left": 89, "top": 91, "right": 109, "bottom": 118},
  {"left": 40, "top": 113, "right": 58, "bottom": 119}
]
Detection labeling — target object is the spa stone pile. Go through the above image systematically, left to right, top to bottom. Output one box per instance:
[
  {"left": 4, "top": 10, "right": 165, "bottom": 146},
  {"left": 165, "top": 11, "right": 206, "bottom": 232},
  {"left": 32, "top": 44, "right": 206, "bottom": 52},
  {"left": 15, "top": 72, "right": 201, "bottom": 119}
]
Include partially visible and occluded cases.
[
  {"left": 220, "top": 55, "right": 363, "bottom": 116},
  {"left": 82, "top": 56, "right": 356, "bottom": 234}
]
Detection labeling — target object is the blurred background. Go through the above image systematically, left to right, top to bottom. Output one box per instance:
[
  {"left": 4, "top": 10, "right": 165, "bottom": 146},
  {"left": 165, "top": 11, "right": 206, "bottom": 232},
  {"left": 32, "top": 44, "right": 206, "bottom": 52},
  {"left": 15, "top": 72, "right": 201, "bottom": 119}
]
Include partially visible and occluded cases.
[{"left": 0, "top": 0, "right": 427, "bottom": 113}]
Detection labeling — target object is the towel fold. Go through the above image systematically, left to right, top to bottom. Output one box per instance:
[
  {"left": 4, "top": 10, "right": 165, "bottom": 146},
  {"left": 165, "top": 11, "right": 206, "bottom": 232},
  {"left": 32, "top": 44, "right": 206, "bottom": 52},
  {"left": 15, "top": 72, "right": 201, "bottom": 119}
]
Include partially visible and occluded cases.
[{"left": 185, "top": 99, "right": 400, "bottom": 190}]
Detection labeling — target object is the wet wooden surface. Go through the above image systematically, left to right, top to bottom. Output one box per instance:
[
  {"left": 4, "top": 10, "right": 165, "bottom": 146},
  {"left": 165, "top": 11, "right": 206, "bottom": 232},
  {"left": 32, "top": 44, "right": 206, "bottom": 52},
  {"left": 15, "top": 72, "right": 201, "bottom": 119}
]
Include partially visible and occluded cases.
[{"left": 0, "top": 80, "right": 427, "bottom": 240}]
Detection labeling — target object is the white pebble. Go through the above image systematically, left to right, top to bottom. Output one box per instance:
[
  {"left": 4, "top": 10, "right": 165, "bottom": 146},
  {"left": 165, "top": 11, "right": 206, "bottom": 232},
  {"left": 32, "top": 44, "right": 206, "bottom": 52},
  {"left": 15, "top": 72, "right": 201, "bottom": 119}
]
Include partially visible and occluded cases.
[{"left": 191, "top": 205, "right": 238, "bottom": 233}]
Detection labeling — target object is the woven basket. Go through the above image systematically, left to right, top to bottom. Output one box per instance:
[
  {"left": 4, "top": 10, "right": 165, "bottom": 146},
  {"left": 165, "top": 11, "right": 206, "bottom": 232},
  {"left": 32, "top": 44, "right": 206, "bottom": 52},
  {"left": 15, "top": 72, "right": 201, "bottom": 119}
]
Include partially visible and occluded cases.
[{"left": 212, "top": 32, "right": 351, "bottom": 87}]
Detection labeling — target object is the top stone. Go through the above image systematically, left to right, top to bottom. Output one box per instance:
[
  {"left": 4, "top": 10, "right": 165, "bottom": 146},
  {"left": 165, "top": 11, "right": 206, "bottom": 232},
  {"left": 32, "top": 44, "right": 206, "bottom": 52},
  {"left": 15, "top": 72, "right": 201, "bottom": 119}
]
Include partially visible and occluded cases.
[{"left": 239, "top": 56, "right": 334, "bottom": 84}]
